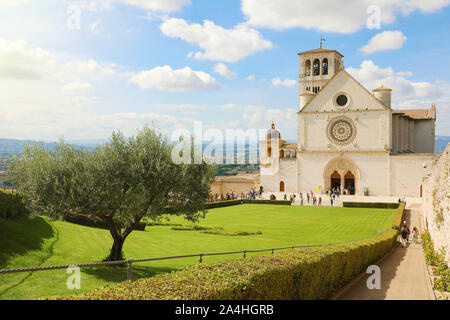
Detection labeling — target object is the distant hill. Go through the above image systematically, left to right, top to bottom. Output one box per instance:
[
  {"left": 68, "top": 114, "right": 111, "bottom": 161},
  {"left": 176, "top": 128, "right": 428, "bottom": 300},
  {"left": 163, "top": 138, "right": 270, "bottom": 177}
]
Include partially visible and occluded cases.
[{"left": 435, "top": 136, "right": 450, "bottom": 154}]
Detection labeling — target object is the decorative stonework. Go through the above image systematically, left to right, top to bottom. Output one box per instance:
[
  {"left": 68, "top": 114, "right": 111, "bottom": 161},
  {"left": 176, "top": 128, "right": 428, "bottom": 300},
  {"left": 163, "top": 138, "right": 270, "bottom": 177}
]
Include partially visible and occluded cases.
[{"left": 326, "top": 116, "right": 357, "bottom": 145}]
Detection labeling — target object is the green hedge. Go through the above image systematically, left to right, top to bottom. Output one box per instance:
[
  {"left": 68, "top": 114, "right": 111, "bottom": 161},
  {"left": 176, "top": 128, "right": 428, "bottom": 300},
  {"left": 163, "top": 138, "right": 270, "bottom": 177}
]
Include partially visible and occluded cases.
[
  {"left": 0, "top": 190, "right": 29, "bottom": 220},
  {"left": 205, "top": 199, "right": 291, "bottom": 209},
  {"left": 243, "top": 199, "right": 291, "bottom": 205},
  {"left": 204, "top": 200, "right": 242, "bottom": 209},
  {"left": 343, "top": 202, "right": 400, "bottom": 209},
  {"left": 49, "top": 203, "right": 404, "bottom": 300},
  {"left": 391, "top": 203, "right": 406, "bottom": 230},
  {"left": 64, "top": 213, "right": 146, "bottom": 231}
]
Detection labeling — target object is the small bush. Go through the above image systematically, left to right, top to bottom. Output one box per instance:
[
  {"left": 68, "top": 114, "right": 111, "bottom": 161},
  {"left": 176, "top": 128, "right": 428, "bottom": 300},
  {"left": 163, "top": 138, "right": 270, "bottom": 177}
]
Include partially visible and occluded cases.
[
  {"left": 0, "top": 190, "right": 29, "bottom": 220},
  {"left": 171, "top": 225, "right": 222, "bottom": 231},
  {"left": 200, "top": 229, "right": 262, "bottom": 236}
]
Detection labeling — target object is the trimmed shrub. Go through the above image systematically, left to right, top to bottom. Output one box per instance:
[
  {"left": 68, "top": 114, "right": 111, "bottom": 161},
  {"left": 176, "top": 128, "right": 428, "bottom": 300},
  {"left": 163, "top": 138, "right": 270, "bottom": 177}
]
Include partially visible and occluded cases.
[
  {"left": 0, "top": 190, "right": 29, "bottom": 220},
  {"left": 205, "top": 199, "right": 292, "bottom": 209},
  {"left": 243, "top": 199, "right": 291, "bottom": 206},
  {"left": 205, "top": 200, "right": 241, "bottom": 209},
  {"left": 343, "top": 202, "right": 400, "bottom": 209},
  {"left": 391, "top": 203, "right": 406, "bottom": 230},
  {"left": 49, "top": 205, "right": 405, "bottom": 300},
  {"left": 64, "top": 213, "right": 146, "bottom": 231},
  {"left": 171, "top": 225, "right": 222, "bottom": 231},
  {"left": 200, "top": 229, "right": 262, "bottom": 236}
]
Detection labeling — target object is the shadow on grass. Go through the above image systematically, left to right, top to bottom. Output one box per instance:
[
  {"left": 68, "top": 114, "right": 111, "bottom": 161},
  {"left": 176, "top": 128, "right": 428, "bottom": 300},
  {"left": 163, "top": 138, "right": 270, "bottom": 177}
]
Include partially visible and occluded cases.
[
  {"left": 0, "top": 216, "right": 56, "bottom": 268},
  {"left": 82, "top": 264, "right": 179, "bottom": 284}
]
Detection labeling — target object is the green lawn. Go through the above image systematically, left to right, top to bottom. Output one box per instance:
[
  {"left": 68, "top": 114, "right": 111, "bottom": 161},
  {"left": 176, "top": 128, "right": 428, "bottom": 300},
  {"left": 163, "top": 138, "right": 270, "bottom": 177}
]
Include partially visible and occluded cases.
[{"left": 0, "top": 204, "right": 396, "bottom": 300}]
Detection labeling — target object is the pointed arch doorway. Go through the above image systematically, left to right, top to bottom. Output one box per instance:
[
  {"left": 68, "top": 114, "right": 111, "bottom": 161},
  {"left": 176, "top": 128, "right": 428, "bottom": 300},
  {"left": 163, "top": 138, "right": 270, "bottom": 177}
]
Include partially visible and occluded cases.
[
  {"left": 323, "top": 156, "right": 361, "bottom": 195},
  {"left": 331, "top": 171, "right": 341, "bottom": 190},
  {"left": 344, "top": 171, "right": 355, "bottom": 195}
]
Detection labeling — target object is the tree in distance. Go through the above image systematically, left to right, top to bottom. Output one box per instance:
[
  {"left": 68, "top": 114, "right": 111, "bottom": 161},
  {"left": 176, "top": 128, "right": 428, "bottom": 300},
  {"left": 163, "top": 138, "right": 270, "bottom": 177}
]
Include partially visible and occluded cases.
[{"left": 8, "top": 125, "right": 215, "bottom": 261}]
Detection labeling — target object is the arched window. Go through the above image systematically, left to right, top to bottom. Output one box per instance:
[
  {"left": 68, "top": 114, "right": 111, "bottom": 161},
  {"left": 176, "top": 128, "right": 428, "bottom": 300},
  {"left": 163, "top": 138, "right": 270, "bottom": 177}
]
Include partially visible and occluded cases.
[
  {"left": 322, "top": 58, "right": 328, "bottom": 75},
  {"left": 313, "top": 59, "right": 320, "bottom": 76},
  {"left": 305, "top": 60, "right": 311, "bottom": 76},
  {"left": 267, "top": 147, "right": 272, "bottom": 157},
  {"left": 280, "top": 150, "right": 285, "bottom": 158},
  {"left": 286, "top": 150, "right": 290, "bottom": 158},
  {"left": 292, "top": 150, "right": 297, "bottom": 158},
  {"left": 280, "top": 181, "right": 285, "bottom": 192}
]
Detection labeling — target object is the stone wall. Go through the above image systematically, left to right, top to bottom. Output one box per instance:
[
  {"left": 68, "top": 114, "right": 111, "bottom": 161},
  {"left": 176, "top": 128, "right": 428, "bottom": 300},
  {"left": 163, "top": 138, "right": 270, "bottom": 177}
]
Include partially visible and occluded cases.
[
  {"left": 422, "top": 143, "right": 449, "bottom": 264},
  {"left": 211, "top": 175, "right": 259, "bottom": 197}
]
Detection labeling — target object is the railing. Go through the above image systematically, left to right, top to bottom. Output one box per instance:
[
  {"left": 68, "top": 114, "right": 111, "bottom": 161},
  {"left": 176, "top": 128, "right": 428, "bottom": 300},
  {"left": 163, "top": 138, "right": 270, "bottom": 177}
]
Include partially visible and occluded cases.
[{"left": 0, "top": 231, "right": 387, "bottom": 281}]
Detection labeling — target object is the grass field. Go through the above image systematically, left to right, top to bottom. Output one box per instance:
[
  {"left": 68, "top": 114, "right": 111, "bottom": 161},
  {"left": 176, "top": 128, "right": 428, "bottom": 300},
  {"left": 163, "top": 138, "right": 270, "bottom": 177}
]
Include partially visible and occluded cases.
[{"left": 0, "top": 204, "right": 397, "bottom": 300}]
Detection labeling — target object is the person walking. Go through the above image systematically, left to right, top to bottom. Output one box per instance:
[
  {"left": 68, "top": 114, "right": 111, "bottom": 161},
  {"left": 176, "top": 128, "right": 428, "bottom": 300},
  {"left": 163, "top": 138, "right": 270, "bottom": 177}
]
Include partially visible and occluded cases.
[
  {"left": 307, "top": 193, "right": 310, "bottom": 204},
  {"left": 318, "top": 197, "right": 322, "bottom": 206},
  {"left": 330, "top": 197, "right": 333, "bottom": 207},
  {"left": 400, "top": 223, "right": 410, "bottom": 248},
  {"left": 411, "top": 226, "right": 419, "bottom": 244}
]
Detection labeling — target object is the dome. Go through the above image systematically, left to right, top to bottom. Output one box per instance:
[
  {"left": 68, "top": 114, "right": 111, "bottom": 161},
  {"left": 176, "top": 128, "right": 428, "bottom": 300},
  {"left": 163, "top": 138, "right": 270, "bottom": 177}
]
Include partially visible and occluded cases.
[{"left": 266, "top": 122, "right": 281, "bottom": 140}]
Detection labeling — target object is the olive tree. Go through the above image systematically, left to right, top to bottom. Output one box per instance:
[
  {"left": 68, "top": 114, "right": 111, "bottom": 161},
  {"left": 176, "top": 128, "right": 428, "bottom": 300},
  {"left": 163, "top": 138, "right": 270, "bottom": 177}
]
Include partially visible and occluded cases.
[{"left": 8, "top": 125, "right": 215, "bottom": 261}]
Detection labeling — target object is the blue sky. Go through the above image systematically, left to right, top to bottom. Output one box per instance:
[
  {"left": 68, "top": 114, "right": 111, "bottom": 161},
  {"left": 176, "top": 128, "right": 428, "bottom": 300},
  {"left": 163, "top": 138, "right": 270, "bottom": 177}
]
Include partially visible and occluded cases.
[{"left": 0, "top": 0, "right": 449, "bottom": 141}]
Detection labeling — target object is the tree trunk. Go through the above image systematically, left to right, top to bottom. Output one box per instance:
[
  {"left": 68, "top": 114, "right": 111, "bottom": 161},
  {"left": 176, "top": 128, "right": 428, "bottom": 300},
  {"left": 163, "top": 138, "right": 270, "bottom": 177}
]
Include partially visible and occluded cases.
[{"left": 107, "top": 237, "right": 125, "bottom": 261}]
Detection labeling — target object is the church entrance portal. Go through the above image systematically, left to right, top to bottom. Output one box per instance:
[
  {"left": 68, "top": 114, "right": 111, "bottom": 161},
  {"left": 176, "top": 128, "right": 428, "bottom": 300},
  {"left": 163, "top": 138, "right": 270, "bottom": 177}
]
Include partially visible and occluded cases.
[
  {"left": 323, "top": 157, "right": 360, "bottom": 196},
  {"left": 344, "top": 171, "right": 355, "bottom": 195}
]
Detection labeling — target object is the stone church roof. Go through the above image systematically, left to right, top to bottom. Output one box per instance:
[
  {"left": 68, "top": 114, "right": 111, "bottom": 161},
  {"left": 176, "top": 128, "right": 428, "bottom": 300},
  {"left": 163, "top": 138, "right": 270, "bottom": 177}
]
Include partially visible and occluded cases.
[
  {"left": 297, "top": 48, "right": 344, "bottom": 57},
  {"left": 393, "top": 104, "right": 436, "bottom": 120}
]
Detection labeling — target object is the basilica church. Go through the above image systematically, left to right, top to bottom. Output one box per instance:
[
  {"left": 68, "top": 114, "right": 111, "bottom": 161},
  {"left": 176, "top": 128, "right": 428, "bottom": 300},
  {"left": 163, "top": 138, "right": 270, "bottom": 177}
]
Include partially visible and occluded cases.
[{"left": 260, "top": 48, "right": 437, "bottom": 197}]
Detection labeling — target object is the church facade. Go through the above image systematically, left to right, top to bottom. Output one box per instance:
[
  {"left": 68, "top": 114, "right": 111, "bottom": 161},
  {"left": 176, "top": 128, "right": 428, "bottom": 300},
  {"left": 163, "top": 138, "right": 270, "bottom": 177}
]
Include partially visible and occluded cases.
[{"left": 260, "top": 48, "right": 437, "bottom": 197}]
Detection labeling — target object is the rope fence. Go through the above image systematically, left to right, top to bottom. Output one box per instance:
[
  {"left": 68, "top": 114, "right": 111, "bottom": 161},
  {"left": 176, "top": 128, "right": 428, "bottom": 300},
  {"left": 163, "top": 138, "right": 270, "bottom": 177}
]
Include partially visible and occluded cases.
[{"left": 0, "top": 230, "right": 387, "bottom": 280}]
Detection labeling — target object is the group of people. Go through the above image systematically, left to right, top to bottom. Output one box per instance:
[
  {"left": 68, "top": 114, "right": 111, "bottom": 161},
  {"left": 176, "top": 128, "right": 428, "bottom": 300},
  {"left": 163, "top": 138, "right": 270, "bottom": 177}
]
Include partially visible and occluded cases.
[
  {"left": 210, "top": 186, "right": 264, "bottom": 202},
  {"left": 277, "top": 191, "right": 328, "bottom": 206},
  {"left": 399, "top": 221, "right": 419, "bottom": 247}
]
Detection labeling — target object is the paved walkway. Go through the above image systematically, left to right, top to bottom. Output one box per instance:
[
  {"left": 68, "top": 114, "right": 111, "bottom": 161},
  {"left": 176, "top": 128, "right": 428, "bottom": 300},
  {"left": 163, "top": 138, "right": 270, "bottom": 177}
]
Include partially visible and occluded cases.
[{"left": 338, "top": 204, "right": 434, "bottom": 300}]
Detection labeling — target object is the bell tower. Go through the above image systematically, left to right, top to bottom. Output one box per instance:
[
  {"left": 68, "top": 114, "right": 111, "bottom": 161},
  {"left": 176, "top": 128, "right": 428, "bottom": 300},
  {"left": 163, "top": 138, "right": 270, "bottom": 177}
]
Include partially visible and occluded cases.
[{"left": 298, "top": 48, "right": 344, "bottom": 98}]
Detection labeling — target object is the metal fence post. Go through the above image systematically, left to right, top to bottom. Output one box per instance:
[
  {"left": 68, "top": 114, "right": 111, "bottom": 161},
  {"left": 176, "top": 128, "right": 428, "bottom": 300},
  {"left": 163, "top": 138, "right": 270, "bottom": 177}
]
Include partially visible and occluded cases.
[
  {"left": 271, "top": 249, "right": 274, "bottom": 254},
  {"left": 243, "top": 250, "right": 246, "bottom": 259},
  {"left": 199, "top": 254, "right": 203, "bottom": 263},
  {"left": 127, "top": 259, "right": 133, "bottom": 281}
]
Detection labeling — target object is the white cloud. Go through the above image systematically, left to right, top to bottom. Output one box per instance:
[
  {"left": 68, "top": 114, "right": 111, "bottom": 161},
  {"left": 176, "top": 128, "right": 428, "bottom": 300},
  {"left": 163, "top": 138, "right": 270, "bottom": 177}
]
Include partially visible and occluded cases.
[
  {"left": 0, "top": 0, "right": 28, "bottom": 5},
  {"left": 65, "top": 0, "right": 189, "bottom": 12},
  {"left": 119, "top": 0, "right": 190, "bottom": 12},
  {"left": 241, "top": 0, "right": 450, "bottom": 33},
  {"left": 159, "top": 18, "right": 273, "bottom": 62},
  {"left": 360, "top": 31, "right": 407, "bottom": 55},
  {"left": 0, "top": 38, "right": 54, "bottom": 79},
  {"left": 63, "top": 59, "right": 117, "bottom": 79},
  {"left": 347, "top": 60, "right": 441, "bottom": 100},
  {"left": 213, "top": 63, "right": 236, "bottom": 80},
  {"left": 130, "top": 65, "right": 220, "bottom": 91},
  {"left": 397, "top": 71, "right": 413, "bottom": 77},
  {"left": 245, "top": 75, "right": 255, "bottom": 81},
  {"left": 272, "top": 77, "right": 297, "bottom": 87},
  {"left": 63, "top": 81, "right": 93, "bottom": 93},
  {"left": 156, "top": 104, "right": 208, "bottom": 110},
  {"left": 218, "top": 104, "right": 239, "bottom": 110},
  {"left": 242, "top": 106, "right": 297, "bottom": 137}
]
